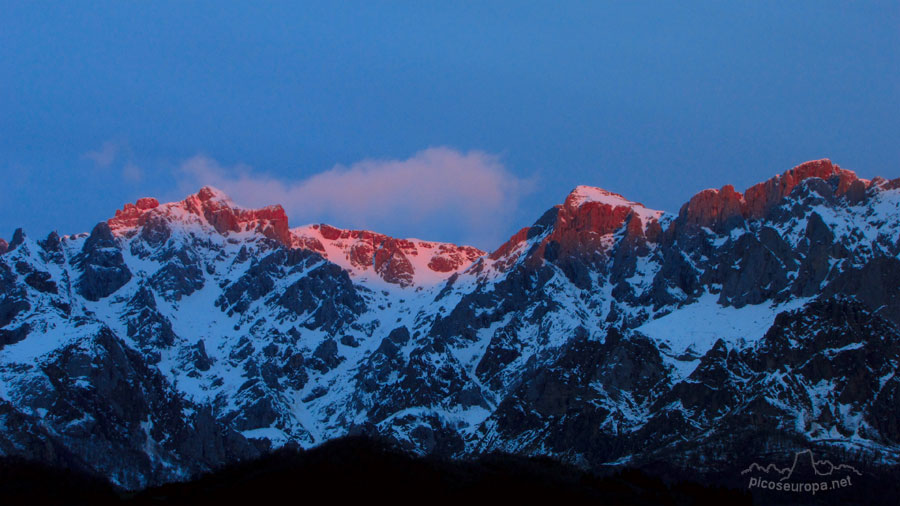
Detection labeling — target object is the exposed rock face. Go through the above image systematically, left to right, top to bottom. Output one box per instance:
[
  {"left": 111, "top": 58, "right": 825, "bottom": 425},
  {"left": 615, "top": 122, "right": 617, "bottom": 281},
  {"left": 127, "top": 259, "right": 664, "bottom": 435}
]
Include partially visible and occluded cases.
[
  {"left": 743, "top": 158, "right": 859, "bottom": 217},
  {"left": 676, "top": 159, "right": 865, "bottom": 233},
  {"left": 1, "top": 160, "right": 900, "bottom": 490},
  {"left": 677, "top": 184, "right": 745, "bottom": 230},
  {"left": 489, "top": 186, "right": 664, "bottom": 276},
  {"left": 107, "top": 187, "right": 484, "bottom": 288},
  {"left": 109, "top": 187, "right": 291, "bottom": 246},
  {"left": 185, "top": 187, "right": 292, "bottom": 246},
  {"left": 108, "top": 197, "right": 160, "bottom": 230},
  {"left": 76, "top": 222, "right": 132, "bottom": 301},
  {"left": 291, "top": 224, "right": 483, "bottom": 287},
  {"left": 7, "top": 229, "right": 26, "bottom": 252},
  {"left": 38, "top": 231, "right": 64, "bottom": 264},
  {"left": 0, "top": 239, "right": 7, "bottom": 255},
  {"left": 149, "top": 247, "right": 205, "bottom": 301},
  {"left": 217, "top": 247, "right": 365, "bottom": 333},
  {"left": 274, "top": 261, "right": 366, "bottom": 334},
  {"left": 124, "top": 286, "right": 177, "bottom": 357},
  {"left": 29, "top": 325, "right": 256, "bottom": 488}
]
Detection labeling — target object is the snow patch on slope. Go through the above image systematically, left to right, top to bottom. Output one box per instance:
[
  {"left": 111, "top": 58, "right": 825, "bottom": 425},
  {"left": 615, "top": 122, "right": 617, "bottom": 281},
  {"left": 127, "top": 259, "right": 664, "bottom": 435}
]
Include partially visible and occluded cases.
[
  {"left": 569, "top": 185, "right": 666, "bottom": 223},
  {"left": 637, "top": 294, "right": 810, "bottom": 380}
]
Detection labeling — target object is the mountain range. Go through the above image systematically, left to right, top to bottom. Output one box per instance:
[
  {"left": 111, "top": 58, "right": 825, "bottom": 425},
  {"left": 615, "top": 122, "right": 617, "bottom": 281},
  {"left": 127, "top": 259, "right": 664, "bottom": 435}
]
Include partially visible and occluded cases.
[{"left": 1, "top": 158, "right": 899, "bottom": 490}]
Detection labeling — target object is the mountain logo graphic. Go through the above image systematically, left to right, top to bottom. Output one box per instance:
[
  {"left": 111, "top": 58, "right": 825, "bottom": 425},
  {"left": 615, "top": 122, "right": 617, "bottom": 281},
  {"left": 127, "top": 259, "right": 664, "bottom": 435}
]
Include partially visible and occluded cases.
[
  {"left": 741, "top": 449, "right": 861, "bottom": 495},
  {"left": 741, "top": 449, "right": 862, "bottom": 481}
]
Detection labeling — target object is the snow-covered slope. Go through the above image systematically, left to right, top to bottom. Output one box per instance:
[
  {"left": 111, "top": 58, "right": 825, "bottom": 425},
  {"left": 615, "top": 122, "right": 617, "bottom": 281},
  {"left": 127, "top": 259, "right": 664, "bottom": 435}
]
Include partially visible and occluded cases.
[
  {"left": 2, "top": 158, "right": 900, "bottom": 488},
  {"left": 290, "top": 224, "right": 483, "bottom": 287}
]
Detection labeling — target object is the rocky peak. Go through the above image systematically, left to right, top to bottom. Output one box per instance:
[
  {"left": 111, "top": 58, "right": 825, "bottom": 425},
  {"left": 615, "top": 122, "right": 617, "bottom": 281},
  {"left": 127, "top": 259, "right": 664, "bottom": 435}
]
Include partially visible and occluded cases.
[
  {"left": 743, "top": 158, "right": 860, "bottom": 218},
  {"left": 678, "top": 159, "right": 864, "bottom": 231},
  {"left": 677, "top": 184, "right": 746, "bottom": 230},
  {"left": 490, "top": 185, "right": 665, "bottom": 268},
  {"left": 558, "top": 185, "right": 664, "bottom": 238},
  {"left": 195, "top": 186, "right": 229, "bottom": 202},
  {"left": 104, "top": 187, "right": 482, "bottom": 286},
  {"left": 108, "top": 187, "right": 291, "bottom": 246},
  {"left": 180, "top": 187, "right": 291, "bottom": 245},
  {"left": 108, "top": 198, "right": 160, "bottom": 231},
  {"left": 84, "top": 221, "right": 117, "bottom": 250},
  {"left": 290, "top": 224, "right": 484, "bottom": 287},
  {"left": 7, "top": 228, "right": 26, "bottom": 252},
  {"left": 40, "top": 231, "right": 62, "bottom": 252},
  {"left": 0, "top": 238, "right": 7, "bottom": 255}
]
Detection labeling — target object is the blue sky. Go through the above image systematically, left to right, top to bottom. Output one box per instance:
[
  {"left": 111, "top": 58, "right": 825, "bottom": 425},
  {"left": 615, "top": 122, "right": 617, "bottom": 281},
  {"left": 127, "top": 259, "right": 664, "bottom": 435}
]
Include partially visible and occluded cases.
[{"left": 2, "top": 1, "right": 898, "bottom": 249}]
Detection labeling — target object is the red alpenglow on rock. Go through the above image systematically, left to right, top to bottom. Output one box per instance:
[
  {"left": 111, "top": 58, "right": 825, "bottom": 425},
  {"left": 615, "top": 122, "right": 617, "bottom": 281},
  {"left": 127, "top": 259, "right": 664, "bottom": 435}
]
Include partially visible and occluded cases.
[
  {"left": 99, "top": 159, "right": 882, "bottom": 285},
  {"left": 678, "top": 159, "right": 867, "bottom": 229},
  {"left": 489, "top": 185, "right": 665, "bottom": 269},
  {"left": 107, "top": 186, "right": 484, "bottom": 287},
  {"left": 109, "top": 186, "right": 292, "bottom": 246},
  {"left": 548, "top": 186, "right": 664, "bottom": 252},
  {"left": 182, "top": 187, "right": 292, "bottom": 246},
  {"left": 108, "top": 197, "right": 161, "bottom": 230},
  {"left": 291, "top": 224, "right": 484, "bottom": 287}
]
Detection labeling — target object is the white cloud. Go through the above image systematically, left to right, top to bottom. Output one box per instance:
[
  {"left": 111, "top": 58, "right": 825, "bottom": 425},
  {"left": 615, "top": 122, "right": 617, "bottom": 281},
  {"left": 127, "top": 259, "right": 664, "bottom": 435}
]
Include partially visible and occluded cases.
[
  {"left": 84, "top": 141, "right": 119, "bottom": 168},
  {"left": 176, "top": 147, "right": 534, "bottom": 249}
]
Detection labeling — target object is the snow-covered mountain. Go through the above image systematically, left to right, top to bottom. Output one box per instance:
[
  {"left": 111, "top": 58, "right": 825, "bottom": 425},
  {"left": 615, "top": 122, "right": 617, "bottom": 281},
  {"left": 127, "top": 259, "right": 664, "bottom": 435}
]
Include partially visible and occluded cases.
[{"left": 2, "top": 158, "right": 900, "bottom": 488}]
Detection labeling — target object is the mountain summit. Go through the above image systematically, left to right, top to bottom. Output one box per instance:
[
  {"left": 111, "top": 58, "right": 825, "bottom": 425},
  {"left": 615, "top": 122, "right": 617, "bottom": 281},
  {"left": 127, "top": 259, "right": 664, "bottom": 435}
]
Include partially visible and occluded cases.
[
  {"left": 678, "top": 158, "right": 865, "bottom": 229},
  {"left": 1, "top": 159, "right": 899, "bottom": 489},
  {"left": 108, "top": 186, "right": 484, "bottom": 288},
  {"left": 108, "top": 186, "right": 292, "bottom": 246}
]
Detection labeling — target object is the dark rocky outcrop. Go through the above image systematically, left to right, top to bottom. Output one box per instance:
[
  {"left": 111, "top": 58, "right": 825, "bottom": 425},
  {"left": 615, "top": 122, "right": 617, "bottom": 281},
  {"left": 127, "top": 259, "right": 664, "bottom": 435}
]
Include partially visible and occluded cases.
[
  {"left": 76, "top": 223, "right": 132, "bottom": 301},
  {"left": 7, "top": 228, "right": 26, "bottom": 252},
  {"left": 148, "top": 247, "right": 205, "bottom": 300},
  {"left": 275, "top": 262, "right": 366, "bottom": 334},
  {"left": 123, "top": 286, "right": 177, "bottom": 356},
  {"left": 20, "top": 326, "right": 259, "bottom": 489},
  {"left": 310, "top": 338, "right": 343, "bottom": 372}
]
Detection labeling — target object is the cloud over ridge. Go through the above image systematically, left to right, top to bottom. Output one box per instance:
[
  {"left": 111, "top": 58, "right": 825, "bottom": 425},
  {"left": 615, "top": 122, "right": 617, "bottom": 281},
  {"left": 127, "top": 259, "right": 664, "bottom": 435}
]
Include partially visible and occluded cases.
[{"left": 177, "top": 147, "right": 533, "bottom": 249}]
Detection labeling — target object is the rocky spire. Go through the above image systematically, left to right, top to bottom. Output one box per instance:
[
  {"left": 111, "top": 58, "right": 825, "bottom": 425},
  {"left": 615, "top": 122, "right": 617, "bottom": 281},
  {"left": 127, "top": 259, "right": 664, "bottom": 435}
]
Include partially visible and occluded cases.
[{"left": 7, "top": 228, "right": 26, "bottom": 252}]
